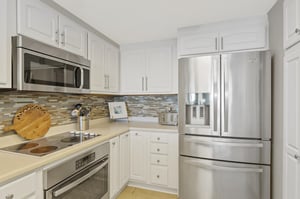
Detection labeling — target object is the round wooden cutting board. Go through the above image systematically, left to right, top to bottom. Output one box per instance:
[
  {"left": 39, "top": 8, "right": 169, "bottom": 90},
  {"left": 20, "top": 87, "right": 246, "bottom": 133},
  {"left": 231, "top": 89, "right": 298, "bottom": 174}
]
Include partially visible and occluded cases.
[{"left": 3, "top": 104, "right": 51, "bottom": 140}]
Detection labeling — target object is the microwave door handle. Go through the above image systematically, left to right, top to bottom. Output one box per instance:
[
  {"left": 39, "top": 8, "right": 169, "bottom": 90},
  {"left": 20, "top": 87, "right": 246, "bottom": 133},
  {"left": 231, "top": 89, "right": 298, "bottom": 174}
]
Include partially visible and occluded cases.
[
  {"left": 80, "top": 68, "right": 84, "bottom": 89},
  {"left": 53, "top": 160, "right": 108, "bottom": 197}
]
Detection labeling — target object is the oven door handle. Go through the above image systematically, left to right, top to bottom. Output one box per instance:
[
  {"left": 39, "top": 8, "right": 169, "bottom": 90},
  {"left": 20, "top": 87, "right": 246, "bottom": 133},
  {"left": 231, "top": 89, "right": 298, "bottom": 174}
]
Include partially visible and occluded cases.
[{"left": 52, "top": 160, "right": 108, "bottom": 197}]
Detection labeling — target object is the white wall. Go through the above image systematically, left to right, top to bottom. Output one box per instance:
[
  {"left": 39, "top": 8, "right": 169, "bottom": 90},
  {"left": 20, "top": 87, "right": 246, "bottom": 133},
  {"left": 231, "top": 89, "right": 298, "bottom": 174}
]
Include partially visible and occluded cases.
[{"left": 268, "top": 0, "right": 284, "bottom": 198}]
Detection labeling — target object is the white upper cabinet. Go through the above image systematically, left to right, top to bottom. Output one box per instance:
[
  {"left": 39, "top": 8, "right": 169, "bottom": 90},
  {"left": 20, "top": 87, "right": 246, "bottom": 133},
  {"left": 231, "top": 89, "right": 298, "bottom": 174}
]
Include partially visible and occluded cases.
[
  {"left": 0, "top": 0, "right": 13, "bottom": 89},
  {"left": 17, "top": 0, "right": 87, "bottom": 58},
  {"left": 17, "top": 0, "right": 59, "bottom": 47},
  {"left": 284, "top": 0, "right": 300, "bottom": 48},
  {"left": 59, "top": 15, "right": 87, "bottom": 57},
  {"left": 178, "top": 15, "right": 268, "bottom": 56},
  {"left": 178, "top": 26, "right": 219, "bottom": 55},
  {"left": 88, "top": 32, "right": 120, "bottom": 93},
  {"left": 88, "top": 33, "right": 106, "bottom": 92},
  {"left": 121, "top": 40, "right": 177, "bottom": 94},
  {"left": 105, "top": 43, "right": 120, "bottom": 93},
  {"left": 283, "top": 45, "right": 300, "bottom": 199},
  {"left": 121, "top": 49, "right": 146, "bottom": 93}
]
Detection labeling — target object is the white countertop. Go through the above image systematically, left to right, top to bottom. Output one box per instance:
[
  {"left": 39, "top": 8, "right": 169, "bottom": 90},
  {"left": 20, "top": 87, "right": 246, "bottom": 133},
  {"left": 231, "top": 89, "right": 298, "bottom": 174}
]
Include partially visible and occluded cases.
[{"left": 0, "top": 118, "right": 177, "bottom": 185}]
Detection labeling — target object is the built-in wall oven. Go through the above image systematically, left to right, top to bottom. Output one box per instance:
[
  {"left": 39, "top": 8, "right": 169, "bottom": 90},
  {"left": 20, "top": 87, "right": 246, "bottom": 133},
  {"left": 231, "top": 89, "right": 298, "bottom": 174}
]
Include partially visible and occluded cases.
[
  {"left": 12, "top": 36, "right": 90, "bottom": 94},
  {"left": 43, "top": 143, "right": 109, "bottom": 199}
]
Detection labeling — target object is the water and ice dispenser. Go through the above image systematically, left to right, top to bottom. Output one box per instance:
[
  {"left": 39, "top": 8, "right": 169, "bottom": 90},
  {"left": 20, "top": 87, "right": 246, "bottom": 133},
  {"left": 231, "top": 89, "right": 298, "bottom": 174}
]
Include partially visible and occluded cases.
[{"left": 186, "top": 93, "right": 210, "bottom": 126}]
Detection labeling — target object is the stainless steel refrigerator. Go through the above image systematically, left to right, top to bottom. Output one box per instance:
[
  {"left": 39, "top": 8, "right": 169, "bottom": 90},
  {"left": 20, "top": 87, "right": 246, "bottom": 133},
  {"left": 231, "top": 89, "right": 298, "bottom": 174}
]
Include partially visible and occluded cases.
[{"left": 178, "top": 51, "right": 271, "bottom": 199}]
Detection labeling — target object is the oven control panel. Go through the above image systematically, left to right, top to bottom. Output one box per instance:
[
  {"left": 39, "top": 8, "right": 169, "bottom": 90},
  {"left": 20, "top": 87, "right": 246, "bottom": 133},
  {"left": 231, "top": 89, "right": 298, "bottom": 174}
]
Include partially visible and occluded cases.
[{"left": 75, "top": 152, "right": 95, "bottom": 170}]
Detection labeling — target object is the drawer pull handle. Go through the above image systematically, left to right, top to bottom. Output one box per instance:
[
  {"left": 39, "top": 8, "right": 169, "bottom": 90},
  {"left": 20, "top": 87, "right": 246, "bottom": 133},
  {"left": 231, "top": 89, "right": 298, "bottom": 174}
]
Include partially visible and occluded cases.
[
  {"left": 157, "top": 148, "right": 160, "bottom": 152},
  {"left": 295, "top": 154, "right": 300, "bottom": 160},
  {"left": 157, "top": 160, "right": 160, "bottom": 163},
  {"left": 157, "top": 175, "right": 160, "bottom": 178},
  {"left": 6, "top": 194, "right": 14, "bottom": 199}
]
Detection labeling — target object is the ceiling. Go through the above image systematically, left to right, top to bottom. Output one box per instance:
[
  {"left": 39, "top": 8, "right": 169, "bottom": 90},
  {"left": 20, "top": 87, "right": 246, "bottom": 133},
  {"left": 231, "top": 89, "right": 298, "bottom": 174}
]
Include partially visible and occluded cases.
[{"left": 53, "top": 0, "right": 277, "bottom": 45}]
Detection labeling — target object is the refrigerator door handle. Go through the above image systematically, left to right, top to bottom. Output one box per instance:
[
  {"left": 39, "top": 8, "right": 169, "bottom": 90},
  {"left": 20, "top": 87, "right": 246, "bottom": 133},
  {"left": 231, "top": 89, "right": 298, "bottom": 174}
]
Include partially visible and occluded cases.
[
  {"left": 222, "top": 55, "right": 229, "bottom": 135},
  {"left": 212, "top": 56, "right": 221, "bottom": 134},
  {"left": 184, "top": 138, "right": 264, "bottom": 148},
  {"left": 184, "top": 159, "right": 264, "bottom": 173}
]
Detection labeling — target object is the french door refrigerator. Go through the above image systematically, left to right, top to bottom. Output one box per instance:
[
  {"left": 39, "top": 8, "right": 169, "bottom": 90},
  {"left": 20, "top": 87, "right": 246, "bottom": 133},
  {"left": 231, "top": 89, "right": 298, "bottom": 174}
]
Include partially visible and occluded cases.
[{"left": 178, "top": 51, "right": 271, "bottom": 199}]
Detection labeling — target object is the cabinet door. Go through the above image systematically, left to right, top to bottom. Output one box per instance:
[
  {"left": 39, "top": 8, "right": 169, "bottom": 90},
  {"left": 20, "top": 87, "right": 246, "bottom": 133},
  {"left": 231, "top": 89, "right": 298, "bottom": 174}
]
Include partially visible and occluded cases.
[
  {"left": 0, "top": 0, "right": 11, "bottom": 88},
  {"left": 17, "top": 0, "right": 59, "bottom": 47},
  {"left": 284, "top": 0, "right": 300, "bottom": 48},
  {"left": 59, "top": 15, "right": 87, "bottom": 57},
  {"left": 219, "top": 17, "right": 267, "bottom": 52},
  {"left": 178, "top": 29, "right": 219, "bottom": 56},
  {"left": 88, "top": 33, "right": 106, "bottom": 92},
  {"left": 105, "top": 44, "right": 120, "bottom": 93},
  {"left": 146, "top": 46, "right": 173, "bottom": 93},
  {"left": 283, "top": 46, "right": 300, "bottom": 199},
  {"left": 121, "top": 50, "right": 146, "bottom": 93},
  {"left": 130, "top": 131, "right": 148, "bottom": 182},
  {"left": 119, "top": 132, "right": 130, "bottom": 188},
  {"left": 110, "top": 137, "right": 120, "bottom": 199},
  {"left": 0, "top": 172, "right": 38, "bottom": 199}
]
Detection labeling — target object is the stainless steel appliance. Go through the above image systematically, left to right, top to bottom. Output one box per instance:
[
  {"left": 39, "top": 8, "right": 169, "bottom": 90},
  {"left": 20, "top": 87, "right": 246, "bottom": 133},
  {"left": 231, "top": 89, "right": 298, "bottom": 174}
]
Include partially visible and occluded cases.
[
  {"left": 12, "top": 36, "right": 90, "bottom": 94},
  {"left": 178, "top": 51, "right": 271, "bottom": 199},
  {"left": 159, "top": 109, "right": 178, "bottom": 126},
  {"left": 0, "top": 131, "right": 101, "bottom": 156},
  {"left": 43, "top": 143, "right": 109, "bottom": 199}
]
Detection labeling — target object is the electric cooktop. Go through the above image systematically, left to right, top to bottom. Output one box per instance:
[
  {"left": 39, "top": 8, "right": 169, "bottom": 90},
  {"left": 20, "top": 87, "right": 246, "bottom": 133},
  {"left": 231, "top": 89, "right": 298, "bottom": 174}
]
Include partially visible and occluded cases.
[{"left": 0, "top": 131, "right": 101, "bottom": 156}]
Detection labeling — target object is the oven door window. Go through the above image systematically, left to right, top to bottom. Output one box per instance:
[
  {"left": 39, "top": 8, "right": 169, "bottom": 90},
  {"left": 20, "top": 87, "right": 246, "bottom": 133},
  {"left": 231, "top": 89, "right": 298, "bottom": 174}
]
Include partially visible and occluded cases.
[
  {"left": 24, "top": 53, "right": 82, "bottom": 88},
  {"left": 51, "top": 163, "right": 108, "bottom": 199}
]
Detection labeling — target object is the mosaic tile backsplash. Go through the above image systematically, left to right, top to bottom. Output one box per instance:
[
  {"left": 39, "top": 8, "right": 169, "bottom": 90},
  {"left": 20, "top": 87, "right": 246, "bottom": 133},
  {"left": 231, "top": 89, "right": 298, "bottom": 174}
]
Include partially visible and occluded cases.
[
  {"left": 0, "top": 91, "right": 113, "bottom": 135},
  {"left": 0, "top": 92, "right": 178, "bottom": 136},
  {"left": 114, "top": 95, "right": 178, "bottom": 117}
]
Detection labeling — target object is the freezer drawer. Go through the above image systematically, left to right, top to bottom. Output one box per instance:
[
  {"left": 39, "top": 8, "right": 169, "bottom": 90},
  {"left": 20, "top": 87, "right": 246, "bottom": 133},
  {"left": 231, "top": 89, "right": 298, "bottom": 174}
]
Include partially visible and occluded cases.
[
  {"left": 180, "top": 135, "right": 271, "bottom": 165},
  {"left": 179, "top": 156, "right": 270, "bottom": 199}
]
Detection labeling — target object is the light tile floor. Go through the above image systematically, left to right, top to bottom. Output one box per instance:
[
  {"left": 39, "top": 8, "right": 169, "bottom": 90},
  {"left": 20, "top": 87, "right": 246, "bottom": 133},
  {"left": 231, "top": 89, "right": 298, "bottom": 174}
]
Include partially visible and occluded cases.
[{"left": 116, "top": 186, "right": 178, "bottom": 199}]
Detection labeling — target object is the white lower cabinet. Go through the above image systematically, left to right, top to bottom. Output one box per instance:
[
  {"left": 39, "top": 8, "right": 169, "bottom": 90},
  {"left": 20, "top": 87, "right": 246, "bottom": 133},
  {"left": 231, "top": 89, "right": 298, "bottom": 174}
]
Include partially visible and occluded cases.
[
  {"left": 283, "top": 44, "right": 300, "bottom": 199},
  {"left": 129, "top": 130, "right": 178, "bottom": 192},
  {"left": 109, "top": 132, "right": 130, "bottom": 199},
  {"left": 119, "top": 132, "right": 130, "bottom": 188},
  {"left": 109, "top": 136, "right": 120, "bottom": 199},
  {"left": 0, "top": 171, "right": 43, "bottom": 199}
]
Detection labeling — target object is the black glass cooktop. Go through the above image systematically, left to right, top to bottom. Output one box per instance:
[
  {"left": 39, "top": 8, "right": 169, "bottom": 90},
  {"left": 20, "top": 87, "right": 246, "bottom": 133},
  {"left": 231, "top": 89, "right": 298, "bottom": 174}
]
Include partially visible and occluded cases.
[{"left": 0, "top": 131, "right": 101, "bottom": 156}]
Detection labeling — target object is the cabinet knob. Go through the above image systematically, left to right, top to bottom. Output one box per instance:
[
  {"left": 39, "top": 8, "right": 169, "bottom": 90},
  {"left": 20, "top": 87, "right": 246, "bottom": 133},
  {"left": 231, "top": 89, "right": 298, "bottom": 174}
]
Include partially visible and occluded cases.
[
  {"left": 295, "top": 29, "right": 300, "bottom": 34},
  {"left": 135, "top": 133, "right": 138, "bottom": 136},
  {"left": 157, "top": 137, "right": 160, "bottom": 141},
  {"left": 112, "top": 142, "right": 116, "bottom": 145},
  {"left": 157, "top": 148, "right": 160, "bottom": 152},
  {"left": 295, "top": 154, "right": 300, "bottom": 160},
  {"left": 157, "top": 160, "right": 160, "bottom": 163},
  {"left": 157, "top": 175, "right": 160, "bottom": 178},
  {"left": 6, "top": 194, "right": 14, "bottom": 199}
]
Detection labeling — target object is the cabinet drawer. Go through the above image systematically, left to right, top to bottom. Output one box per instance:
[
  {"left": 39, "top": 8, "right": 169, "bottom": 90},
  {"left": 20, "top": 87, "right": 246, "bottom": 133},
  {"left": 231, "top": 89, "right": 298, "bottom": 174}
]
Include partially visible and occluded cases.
[
  {"left": 150, "top": 134, "right": 169, "bottom": 143},
  {"left": 150, "top": 143, "right": 168, "bottom": 154},
  {"left": 150, "top": 154, "right": 168, "bottom": 166},
  {"left": 150, "top": 165, "right": 168, "bottom": 186}
]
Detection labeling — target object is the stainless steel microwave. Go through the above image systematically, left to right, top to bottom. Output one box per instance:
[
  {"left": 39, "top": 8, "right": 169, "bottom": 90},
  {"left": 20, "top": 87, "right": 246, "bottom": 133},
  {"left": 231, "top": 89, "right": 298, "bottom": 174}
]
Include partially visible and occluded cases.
[{"left": 12, "top": 36, "right": 90, "bottom": 94}]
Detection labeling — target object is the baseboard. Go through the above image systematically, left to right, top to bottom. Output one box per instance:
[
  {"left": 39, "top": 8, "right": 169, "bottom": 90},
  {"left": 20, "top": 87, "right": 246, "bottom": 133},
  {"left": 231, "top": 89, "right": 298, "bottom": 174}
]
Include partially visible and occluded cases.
[{"left": 128, "top": 181, "right": 178, "bottom": 195}]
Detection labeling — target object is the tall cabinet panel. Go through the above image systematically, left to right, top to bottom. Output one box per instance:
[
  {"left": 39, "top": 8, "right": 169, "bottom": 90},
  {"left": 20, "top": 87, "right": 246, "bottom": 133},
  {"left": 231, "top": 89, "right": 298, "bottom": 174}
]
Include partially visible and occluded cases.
[
  {"left": 0, "top": 0, "right": 12, "bottom": 88},
  {"left": 17, "top": 0, "right": 59, "bottom": 47},
  {"left": 283, "top": 45, "right": 300, "bottom": 199},
  {"left": 119, "top": 132, "right": 130, "bottom": 188}
]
